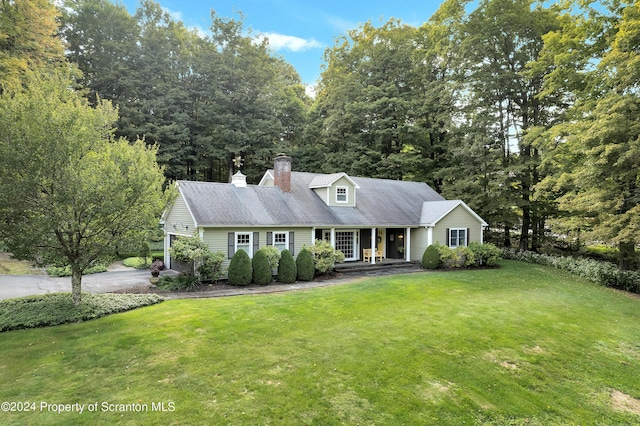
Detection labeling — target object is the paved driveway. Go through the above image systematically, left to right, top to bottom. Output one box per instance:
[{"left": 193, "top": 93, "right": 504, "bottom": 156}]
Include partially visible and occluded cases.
[{"left": 0, "top": 269, "right": 153, "bottom": 300}]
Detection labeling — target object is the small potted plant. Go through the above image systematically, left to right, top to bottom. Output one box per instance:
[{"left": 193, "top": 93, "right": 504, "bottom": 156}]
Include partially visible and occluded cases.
[{"left": 149, "top": 260, "right": 164, "bottom": 285}]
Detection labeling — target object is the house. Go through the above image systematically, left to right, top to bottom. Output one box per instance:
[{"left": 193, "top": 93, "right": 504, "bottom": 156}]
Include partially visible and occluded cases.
[{"left": 163, "top": 154, "right": 488, "bottom": 270}]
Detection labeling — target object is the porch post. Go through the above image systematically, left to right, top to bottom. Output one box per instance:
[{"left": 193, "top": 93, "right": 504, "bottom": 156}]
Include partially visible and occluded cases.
[
  {"left": 311, "top": 227, "right": 316, "bottom": 245},
  {"left": 371, "top": 227, "right": 376, "bottom": 264},
  {"left": 405, "top": 227, "right": 411, "bottom": 262},
  {"left": 330, "top": 228, "right": 335, "bottom": 248}
]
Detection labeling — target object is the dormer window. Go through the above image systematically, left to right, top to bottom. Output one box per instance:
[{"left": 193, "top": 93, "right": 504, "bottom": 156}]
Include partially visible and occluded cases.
[{"left": 336, "top": 186, "right": 348, "bottom": 203}]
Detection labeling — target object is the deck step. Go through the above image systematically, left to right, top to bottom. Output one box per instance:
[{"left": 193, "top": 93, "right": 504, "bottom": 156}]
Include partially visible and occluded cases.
[{"left": 335, "top": 261, "right": 421, "bottom": 275}]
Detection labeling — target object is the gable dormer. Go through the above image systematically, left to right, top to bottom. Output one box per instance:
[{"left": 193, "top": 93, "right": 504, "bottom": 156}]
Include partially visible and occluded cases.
[{"left": 309, "top": 173, "right": 360, "bottom": 207}]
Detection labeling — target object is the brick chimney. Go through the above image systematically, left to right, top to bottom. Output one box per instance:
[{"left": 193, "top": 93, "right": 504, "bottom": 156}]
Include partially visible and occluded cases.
[{"left": 273, "top": 153, "right": 292, "bottom": 192}]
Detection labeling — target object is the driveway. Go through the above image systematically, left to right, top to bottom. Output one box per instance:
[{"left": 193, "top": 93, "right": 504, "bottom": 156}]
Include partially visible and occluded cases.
[{"left": 0, "top": 269, "right": 154, "bottom": 300}]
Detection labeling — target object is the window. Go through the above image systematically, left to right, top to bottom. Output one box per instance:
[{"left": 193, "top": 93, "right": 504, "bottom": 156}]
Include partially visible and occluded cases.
[
  {"left": 336, "top": 186, "right": 348, "bottom": 203},
  {"left": 449, "top": 228, "right": 467, "bottom": 248},
  {"left": 335, "top": 230, "right": 359, "bottom": 260},
  {"left": 235, "top": 232, "right": 252, "bottom": 256},
  {"left": 273, "top": 232, "right": 288, "bottom": 252}
]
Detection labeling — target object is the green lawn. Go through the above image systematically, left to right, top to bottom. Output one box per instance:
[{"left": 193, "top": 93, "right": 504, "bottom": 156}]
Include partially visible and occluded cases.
[{"left": 1, "top": 261, "right": 639, "bottom": 425}]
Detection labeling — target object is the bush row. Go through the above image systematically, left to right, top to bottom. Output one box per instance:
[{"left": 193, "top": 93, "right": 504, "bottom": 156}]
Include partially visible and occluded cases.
[
  {"left": 422, "top": 242, "right": 502, "bottom": 270},
  {"left": 502, "top": 249, "right": 640, "bottom": 294},
  {"left": 46, "top": 263, "right": 108, "bottom": 277},
  {"left": 0, "top": 293, "right": 163, "bottom": 332}
]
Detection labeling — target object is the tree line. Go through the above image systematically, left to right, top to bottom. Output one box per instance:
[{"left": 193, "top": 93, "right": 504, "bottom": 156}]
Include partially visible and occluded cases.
[{"left": 1, "top": 0, "right": 638, "bottom": 268}]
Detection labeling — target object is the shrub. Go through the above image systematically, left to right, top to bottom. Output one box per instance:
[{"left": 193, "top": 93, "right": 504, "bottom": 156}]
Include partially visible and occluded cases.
[
  {"left": 309, "top": 239, "right": 345, "bottom": 274},
  {"left": 469, "top": 242, "right": 502, "bottom": 266},
  {"left": 436, "top": 244, "right": 462, "bottom": 268},
  {"left": 422, "top": 245, "right": 441, "bottom": 269},
  {"left": 457, "top": 245, "right": 476, "bottom": 267},
  {"left": 261, "top": 246, "right": 282, "bottom": 271},
  {"left": 296, "top": 247, "right": 315, "bottom": 281},
  {"left": 252, "top": 248, "right": 273, "bottom": 285},
  {"left": 228, "top": 249, "right": 252, "bottom": 286},
  {"left": 277, "top": 249, "right": 297, "bottom": 283},
  {"left": 197, "top": 251, "right": 225, "bottom": 282},
  {"left": 47, "top": 263, "right": 108, "bottom": 277},
  {"left": 157, "top": 274, "right": 200, "bottom": 291},
  {"left": 0, "top": 293, "right": 163, "bottom": 332}
]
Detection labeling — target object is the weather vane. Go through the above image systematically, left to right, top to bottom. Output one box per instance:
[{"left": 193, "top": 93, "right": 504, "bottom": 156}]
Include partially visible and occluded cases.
[{"left": 232, "top": 155, "right": 244, "bottom": 171}]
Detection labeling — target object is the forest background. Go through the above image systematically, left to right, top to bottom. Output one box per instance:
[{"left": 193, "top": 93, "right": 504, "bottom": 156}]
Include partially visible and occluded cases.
[{"left": 1, "top": 0, "right": 638, "bottom": 268}]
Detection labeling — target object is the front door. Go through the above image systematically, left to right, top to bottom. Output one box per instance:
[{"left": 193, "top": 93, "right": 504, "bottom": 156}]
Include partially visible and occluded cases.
[{"left": 386, "top": 228, "right": 405, "bottom": 259}]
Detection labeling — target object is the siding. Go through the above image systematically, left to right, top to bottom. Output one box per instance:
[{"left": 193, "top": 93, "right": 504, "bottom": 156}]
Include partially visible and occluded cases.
[
  {"left": 328, "top": 176, "right": 356, "bottom": 207},
  {"left": 164, "top": 193, "right": 196, "bottom": 235},
  {"left": 432, "top": 205, "right": 483, "bottom": 245},
  {"left": 202, "top": 226, "right": 314, "bottom": 271},
  {"left": 410, "top": 228, "right": 429, "bottom": 262}
]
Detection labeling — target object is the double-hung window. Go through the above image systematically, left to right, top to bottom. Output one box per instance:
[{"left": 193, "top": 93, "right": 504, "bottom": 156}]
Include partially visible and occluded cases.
[
  {"left": 336, "top": 186, "right": 348, "bottom": 203},
  {"left": 449, "top": 228, "right": 467, "bottom": 248},
  {"left": 235, "top": 232, "right": 252, "bottom": 256},
  {"left": 273, "top": 232, "right": 288, "bottom": 252}
]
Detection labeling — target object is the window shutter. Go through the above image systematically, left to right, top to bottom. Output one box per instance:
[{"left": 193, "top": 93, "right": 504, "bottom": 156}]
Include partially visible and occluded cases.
[
  {"left": 446, "top": 228, "right": 450, "bottom": 247},
  {"left": 466, "top": 228, "right": 470, "bottom": 246},
  {"left": 289, "top": 231, "right": 295, "bottom": 254},
  {"left": 228, "top": 232, "right": 235, "bottom": 259},
  {"left": 253, "top": 232, "right": 259, "bottom": 255},
  {"left": 267, "top": 232, "right": 273, "bottom": 246}
]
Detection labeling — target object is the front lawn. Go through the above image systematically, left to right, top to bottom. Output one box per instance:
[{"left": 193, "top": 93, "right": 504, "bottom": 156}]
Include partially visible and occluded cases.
[{"left": 1, "top": 261, "right": 639, "bottom": 424}]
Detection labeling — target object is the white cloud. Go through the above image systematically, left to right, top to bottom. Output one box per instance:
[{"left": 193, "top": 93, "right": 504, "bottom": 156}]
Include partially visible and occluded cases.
[{"left": 257, "top": 32, "right": 323, "bottom": 52}]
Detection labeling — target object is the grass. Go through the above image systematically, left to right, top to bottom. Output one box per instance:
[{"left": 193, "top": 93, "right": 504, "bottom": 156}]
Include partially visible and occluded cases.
[
  {"left": 0, "top": 253, "right": 40, "bottom": 275},
  {"left": 121, "top": 257, "right": 152, "bottom": 269},
  {"left": 1, "top": 261, "right": 639, "bottom": 425}
]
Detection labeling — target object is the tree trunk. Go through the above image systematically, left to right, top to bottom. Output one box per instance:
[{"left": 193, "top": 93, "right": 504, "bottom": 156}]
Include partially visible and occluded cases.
[
  {"left": 519, "top": 203, "right": 531, "bottom": 252},
  {"left": 503, "top": 225, "right": 511, "bottom": 248},
  {"left": 618, "top": 241, "right": 636, "bottom": 271},
  {"left": 71, "top": 264, "right": 83, "bottom": 306}
]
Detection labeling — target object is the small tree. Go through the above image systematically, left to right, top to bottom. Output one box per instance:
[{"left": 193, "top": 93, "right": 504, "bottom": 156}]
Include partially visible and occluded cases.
[
  {"left": 0, "top": 71, "right": 170, "bottom": 305},
  {"left": 169, "top": 235, "right": 224, "bottom": 281},
  {"left": 309, "top": 239, "right": 345, "bottom": 274},
  {"left": 296, "top": 247, "right": 315, "bottom": 281},
  {"left": 252, "top": 248, "right": 273, "bottom": 285},
  {"left": 228, "top": 249, "right": 252, "bottom": 286},
  {"left": 277, "top": 249, "right": 296, "bottom": 283}
]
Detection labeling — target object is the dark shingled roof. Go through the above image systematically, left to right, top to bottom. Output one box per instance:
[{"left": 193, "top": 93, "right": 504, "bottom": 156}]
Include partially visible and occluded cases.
[{"left": 177, "top": 171, "right": 446, "bottom": 227}]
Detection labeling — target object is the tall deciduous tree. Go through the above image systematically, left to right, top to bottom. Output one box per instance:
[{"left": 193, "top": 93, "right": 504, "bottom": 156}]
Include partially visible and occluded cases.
[
  {"left": 0, "top": 0, "right": 66, "bottom": 91},
  {"left": 537, "top": 0, "right": 640, "bottom": 269},
  {"left": 0, "top": 71, "right": 170, "bottom": 304}
]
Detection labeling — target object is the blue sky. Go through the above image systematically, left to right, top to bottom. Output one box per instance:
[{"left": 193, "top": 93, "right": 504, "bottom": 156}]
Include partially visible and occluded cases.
[{"left": 120, "top": 1, "right": 443, "bottom": 90}]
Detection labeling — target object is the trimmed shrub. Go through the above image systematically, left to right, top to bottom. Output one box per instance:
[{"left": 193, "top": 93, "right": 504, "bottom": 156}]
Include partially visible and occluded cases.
[
  {"left": 436, "top": 244, "right": 462, "bottom": 268},
  {"left": 422, "top": 245, "right": 441, "bottom": 269},
  {"left": 260, "top": 246, "right": 282, "bottom": 272},
  {"left": 296, "top": 247, "right": 315, "bottom": 281},
  {"left": 252, "top": 248, "right": 273, "bottom": 285},
  {"left": 228, "top": 249, "right": 252, "bottom": 286},
  {"left": 277, "top": 249, "right": 297, "bottom": 283},
  {"left": 47, "top": 263, "right": 108, "bottom": 277}
]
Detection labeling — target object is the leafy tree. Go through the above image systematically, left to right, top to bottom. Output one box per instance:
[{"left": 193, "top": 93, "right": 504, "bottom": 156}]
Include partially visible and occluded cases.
[
  {"left": 0, "top": 0, "right": 66, "bottom": 91},
  {"left": 536, "top": 0, "right": 640, "bottom": 269},
  {"left": 0, "top": 71, "right": 170, "bottom": 305},
  {"left": 169, "top": 235, "right": 224, "bottom": 281}
]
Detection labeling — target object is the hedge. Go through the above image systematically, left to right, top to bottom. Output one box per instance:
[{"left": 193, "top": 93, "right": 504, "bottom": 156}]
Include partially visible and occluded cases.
[
  {"left": 502, "top": 249, "right": 640, "bottom": 294},
  {"left": 0, "top": 293, "right": 163, "bottom": 332}
]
